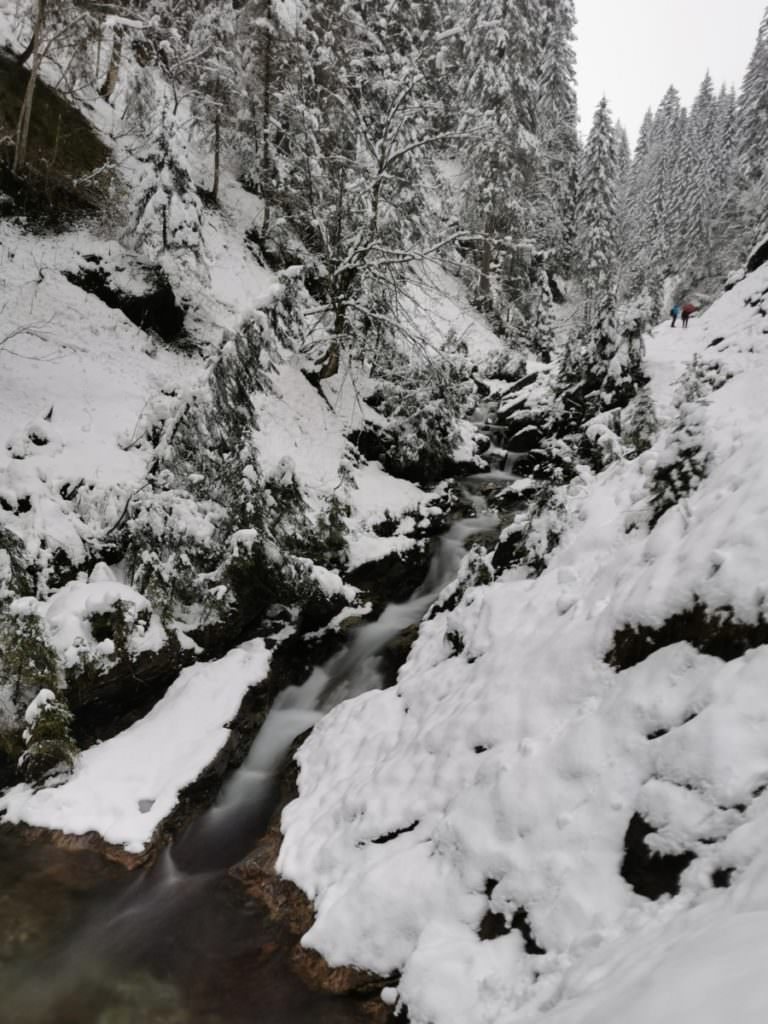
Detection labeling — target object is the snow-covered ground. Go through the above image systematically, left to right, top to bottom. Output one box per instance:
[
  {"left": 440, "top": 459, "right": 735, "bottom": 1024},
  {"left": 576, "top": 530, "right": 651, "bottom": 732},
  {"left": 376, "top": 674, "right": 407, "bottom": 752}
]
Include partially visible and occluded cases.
[
  {"left": 277, "top": 267, "right": 768, "bottom": 1023},
  {"left": 0, "top": 638, "right": 273, "bottom": 853}
]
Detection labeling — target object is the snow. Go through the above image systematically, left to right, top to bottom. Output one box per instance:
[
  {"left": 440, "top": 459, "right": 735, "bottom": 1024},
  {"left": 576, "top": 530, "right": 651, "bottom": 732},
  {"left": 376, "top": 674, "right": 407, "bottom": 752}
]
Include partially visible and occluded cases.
[
  {"left": 0, "top": 222, "right": 198, "bottom": 568},
  {"left": 277, "top": 263, "right": 768, "bottom": 1023},
  {"left": 39, "top": 571, "right": 166, "bottom": 668},
  {"left": 0, "top": 639, "right": 273, "bottom": 854}
]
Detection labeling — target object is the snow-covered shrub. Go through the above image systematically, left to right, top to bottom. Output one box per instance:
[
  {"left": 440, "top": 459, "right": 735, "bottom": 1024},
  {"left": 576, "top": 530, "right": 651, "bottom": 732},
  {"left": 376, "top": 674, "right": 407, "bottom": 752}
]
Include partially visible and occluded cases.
[
  {"left": 481, "top": 347, "right": 527, "bottom": 382},
  {"left": 370, "top": 356, "right": 476, "bottom": 483},
  {"left": 650, "top": 357, "right": 716, "bottom": 525},
  {"left": 621, "top": 386, "right": 659, "bottom": 456},
  {"left": 584, "top": 410, "right": 625, "bottom": 469},
  {"left": 530, "top": 435, "right": 580, "bottom": 485},
  {"left": 520, "top": 483, "right": 568, "bottom": 574},
  {"left": 125, "top": 488, "right": 226, "bottom": 621},
  {"left": 302, "top": 490, "right": 352, "bottom": 571},
  {"left": 0, "top": 526, "right": 31, "bottom": 599},
  {"left": 87, "top": 597, "right": 151, "bottom": 659},
  {"left": 0, "top": 599, "right": 59, "bottom": 707},
  {"left": 19, "top": 689, "right": 78, "bottom": 788}
]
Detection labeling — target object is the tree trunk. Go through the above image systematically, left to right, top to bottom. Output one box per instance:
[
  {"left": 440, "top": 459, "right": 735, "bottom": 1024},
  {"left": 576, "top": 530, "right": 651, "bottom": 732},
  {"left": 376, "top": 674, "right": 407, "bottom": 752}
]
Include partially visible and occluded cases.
[
  {"left": 13, "top": 0, "right": 47, "bottom": 176},
  {"left": 261, "top": 10, "right": 273, "bottom": 237},
  {"left": 99, "top": 24, "right": 124, "bottom": 101},
  {"left": 14, "top": 35, "right": 34, "bottom": 66},
  {"left": 212, "top": 111, "right": 221, "bottom": 202},
  {"left": 478, "top": 232, "right": 493, "bottom": 307}
]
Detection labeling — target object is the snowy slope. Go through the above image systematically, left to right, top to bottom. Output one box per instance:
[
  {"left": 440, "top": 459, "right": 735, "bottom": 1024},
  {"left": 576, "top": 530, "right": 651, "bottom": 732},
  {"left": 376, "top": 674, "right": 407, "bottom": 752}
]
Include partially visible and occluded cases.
[{"left": 277, "top": 268, "right": 768, "bottom": 1023}]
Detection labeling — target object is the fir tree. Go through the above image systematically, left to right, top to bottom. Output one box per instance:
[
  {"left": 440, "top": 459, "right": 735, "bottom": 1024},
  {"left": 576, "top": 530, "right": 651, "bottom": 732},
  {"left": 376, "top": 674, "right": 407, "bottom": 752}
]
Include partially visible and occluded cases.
[
  {"left": 189, "top": 0, "right": 238, "bottom": 201},
  {"left": 458, "top": 0, "right": 542, "bottom": 311},
  {"left": 535, "top": 0, "right": 580, "bottom": 276},
  {"left": 737, "top": 5, "right": 768, "bottom": 187},
  {"left": 681, "top": 73, "right": 718, "bottom": 277},
  {"left": 130, "top": 94, "right": 204, "bottom": 264},
  {"left": 570, "top": 98, "right": 645, "bottom": 416},
  {"left": 576, "top": 98, "right": 619, "bottom": 323},
  {"left": 528, "top": 257, "right": 557, "bottom": 363},
  {"left": 20, "top": 689, "right": 78, "bottom": 787}
]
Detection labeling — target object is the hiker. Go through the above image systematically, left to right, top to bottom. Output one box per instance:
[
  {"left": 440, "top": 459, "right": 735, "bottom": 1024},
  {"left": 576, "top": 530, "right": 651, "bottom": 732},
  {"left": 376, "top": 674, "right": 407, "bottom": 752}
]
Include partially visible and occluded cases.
[
  {"left": 681, "top": 302, "right": 697, "bottom": 328},
  {"left": 670, "top": 304, "right": 681, "bottom": 327}
]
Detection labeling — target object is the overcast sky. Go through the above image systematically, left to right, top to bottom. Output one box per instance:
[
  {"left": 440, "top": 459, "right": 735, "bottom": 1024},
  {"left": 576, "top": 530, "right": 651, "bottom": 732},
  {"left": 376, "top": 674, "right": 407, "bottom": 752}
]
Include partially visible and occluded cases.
[{"left": 575, "top": 0, "right": 767, "bottom": 146}]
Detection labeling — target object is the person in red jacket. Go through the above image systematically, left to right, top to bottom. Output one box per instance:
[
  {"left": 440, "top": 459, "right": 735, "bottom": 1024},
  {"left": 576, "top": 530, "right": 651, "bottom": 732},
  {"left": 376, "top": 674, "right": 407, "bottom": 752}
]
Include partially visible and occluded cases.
[{"left": 681, "top": 302, "right": 697, "bottom": 328}]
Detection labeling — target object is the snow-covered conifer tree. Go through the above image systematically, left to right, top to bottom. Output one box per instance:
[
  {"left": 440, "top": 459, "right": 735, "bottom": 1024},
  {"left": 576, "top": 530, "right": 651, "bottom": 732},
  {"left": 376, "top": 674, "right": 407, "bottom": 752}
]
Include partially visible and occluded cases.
[
  {"left": 458, "top": 0, "right": 542, "bottom": 311},
  {"left": 534, "top": 0, "right": 580, "bottom": 276},
  {"left": 189, "top": 1, "right": 237, "bottom": 200},
  {"left": 737, "top": 6, "right": 768, "bottom": 187},
  {"left": 680, "top": 73, "right": 718, "bottom": 277},
  {"left": 646, "top": 86, "right": 685, "bottom": 273},
  {"left": 130, "top": 93, "right": 204, "bottom": 264},
  {"left": 569, "top": 98, "right": 644, "bottom": 413},
  {"left": 576, "top": 98, "right": 619, "bottom": 322},
  {"left": 528, "top": 257, "right": 557, "bottom": 363}
]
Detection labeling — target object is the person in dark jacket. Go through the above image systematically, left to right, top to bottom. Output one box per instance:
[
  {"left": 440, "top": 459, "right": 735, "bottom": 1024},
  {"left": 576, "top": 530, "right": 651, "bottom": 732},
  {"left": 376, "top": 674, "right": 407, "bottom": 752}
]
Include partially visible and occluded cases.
[
  {"left": 681, "top": 302, "right": 697, "bottom": 328},
  {"left": 670, "top": 304, "right": 681, "bottom": 327}
]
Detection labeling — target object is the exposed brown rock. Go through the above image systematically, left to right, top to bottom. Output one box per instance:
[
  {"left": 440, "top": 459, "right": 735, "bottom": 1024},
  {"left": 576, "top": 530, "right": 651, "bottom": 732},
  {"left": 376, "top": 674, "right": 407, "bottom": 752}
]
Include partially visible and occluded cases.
[{"left": 231, "top": 746, "right": 395, "bottom": 1008}]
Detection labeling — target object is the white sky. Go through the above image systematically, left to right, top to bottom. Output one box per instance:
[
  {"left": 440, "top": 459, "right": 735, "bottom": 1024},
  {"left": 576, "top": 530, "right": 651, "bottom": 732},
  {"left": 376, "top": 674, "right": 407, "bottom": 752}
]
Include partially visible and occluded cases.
[{"left": 575, "top": 0, "right": 767, "bottom": 146}]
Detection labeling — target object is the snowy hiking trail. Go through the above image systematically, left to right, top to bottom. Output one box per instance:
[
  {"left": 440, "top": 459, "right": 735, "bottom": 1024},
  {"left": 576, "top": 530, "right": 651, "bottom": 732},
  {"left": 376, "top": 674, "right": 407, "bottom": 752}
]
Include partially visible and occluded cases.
[
  {"left": 645, "top": 312, "right": 708, "bottom": 417},
  {"left": 0, "top": 479, "right": 507, "bottom": 1022}
]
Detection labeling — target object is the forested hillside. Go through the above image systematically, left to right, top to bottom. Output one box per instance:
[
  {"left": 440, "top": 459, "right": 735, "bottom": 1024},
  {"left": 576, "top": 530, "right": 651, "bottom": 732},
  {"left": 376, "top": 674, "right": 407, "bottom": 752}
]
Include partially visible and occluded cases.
[{"left": 1, "top": 1, "right": 768, "bottom": 1022}]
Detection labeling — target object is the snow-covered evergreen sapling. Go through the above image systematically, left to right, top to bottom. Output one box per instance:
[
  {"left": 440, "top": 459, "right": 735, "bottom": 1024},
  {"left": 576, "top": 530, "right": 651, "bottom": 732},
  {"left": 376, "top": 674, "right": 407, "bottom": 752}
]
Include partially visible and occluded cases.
[
  {"left": 130, "top": 90, "right": 204, "bottom": 265},
  {"left": 528, "top": 257, "right": 557, "bottom": 363},
  {"left": 649, "top": 356, "right": 717, "bottom": 524},
  {"left": 621, "top": 386, "right": 658, "bottom": 456},
  {"left": 0, "top": 599, "right": 59, "bottom": 708},
  {"left": 19, "top": 689, "right": 78, "bottom": 787}
]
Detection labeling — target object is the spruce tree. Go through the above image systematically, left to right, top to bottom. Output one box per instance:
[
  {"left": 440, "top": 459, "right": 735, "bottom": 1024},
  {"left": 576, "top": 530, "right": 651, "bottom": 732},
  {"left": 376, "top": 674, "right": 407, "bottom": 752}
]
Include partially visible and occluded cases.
[
  {"left": 189, "top": 0, "right": 238, "bottom": 201},
  {"left": 458, "top": 0, "right": 542, "bottom": 312},
  {"left": 535, "top": 0, "right": 580, "bottom": 276},
  {"left": 737, "top": 6, "right": 768, "bottom": 186},
  {"left": 681, "top": 73, "right": 718, "bottom": 278},
  {"left": 646, "top": 86, "right": 685, "bottom": 273},
  {"left": 131, "top": 95, "right": 204, "bottom": 264},
  {"left": 570, "top": 98, "right": 644, "bottom": 414},
  {"left": 576, "top": 98, "right": 619, "bottom": 325},
  {"left": 622, "top": 109, "right": 655, "bottom": 296},
  {"left": 528, "top": 257, "right": 557, "bottom": 363}
]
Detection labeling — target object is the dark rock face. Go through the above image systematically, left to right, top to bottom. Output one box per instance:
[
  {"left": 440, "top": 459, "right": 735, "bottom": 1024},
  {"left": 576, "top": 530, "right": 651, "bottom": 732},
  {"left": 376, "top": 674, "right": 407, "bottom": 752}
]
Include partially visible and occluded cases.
[
  {"left": 0, "top": 53, "right": 112, "bottom": 222},
  {"left": 747, "top": 237, "right": 768, "bottom": 274},
  {"left": 63, "top": 257, "right": 187, "bottom": 346},
  {"left": 347, "top": 542, "right": 433, "bottom": 611},
  {"left": 607, "top": 603, "right": 768, "bottom": 670},
  {"left": 377, "top": 623, "right": 421, "bottom": 689},
  {"left": 65, "top": 633, "right": 189, "bottom": 748},
  {"left": 621, "top": 813, "right": 696, "bottom": 900},
  {"left": 478, "top": 881, "right": 546, "bottom": 953}
]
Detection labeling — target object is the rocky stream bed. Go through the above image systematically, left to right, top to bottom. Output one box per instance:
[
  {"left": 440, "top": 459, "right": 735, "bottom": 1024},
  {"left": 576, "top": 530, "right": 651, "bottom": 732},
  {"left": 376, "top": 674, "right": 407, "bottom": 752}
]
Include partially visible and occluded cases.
[{"left": 0, "top": 431, "right": 527, "bottom": 1024}]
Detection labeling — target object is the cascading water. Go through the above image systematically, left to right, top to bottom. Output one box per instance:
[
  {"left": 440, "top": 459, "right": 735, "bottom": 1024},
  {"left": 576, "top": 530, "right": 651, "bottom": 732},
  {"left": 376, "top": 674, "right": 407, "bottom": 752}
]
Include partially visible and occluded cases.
[
  {"left": 1, "top": 478, "right": 509, "bottom": 1024},
  {"left": 176, "top": 494, "right": 500, "bottom": 871}
]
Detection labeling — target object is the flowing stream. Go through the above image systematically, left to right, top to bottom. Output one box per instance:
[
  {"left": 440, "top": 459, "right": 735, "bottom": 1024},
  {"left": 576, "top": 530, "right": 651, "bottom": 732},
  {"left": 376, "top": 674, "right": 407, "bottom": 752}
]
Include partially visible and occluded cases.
[{"left": 0, "top": 480, "right": 506, "bottom": 1024}]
